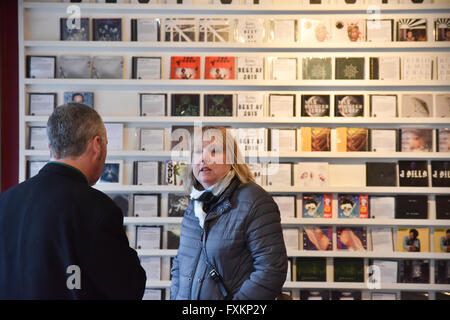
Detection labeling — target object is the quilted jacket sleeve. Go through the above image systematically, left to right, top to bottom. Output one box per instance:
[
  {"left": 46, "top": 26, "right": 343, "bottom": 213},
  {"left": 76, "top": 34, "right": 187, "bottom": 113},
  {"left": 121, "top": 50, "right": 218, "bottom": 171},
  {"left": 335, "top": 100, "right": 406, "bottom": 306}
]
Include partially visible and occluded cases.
[
  {"left": 232, "top": 195, "right": 288, "bottom": 300},
  {"left": 170, "top": 255, "right": 180, "bottom": 299}
]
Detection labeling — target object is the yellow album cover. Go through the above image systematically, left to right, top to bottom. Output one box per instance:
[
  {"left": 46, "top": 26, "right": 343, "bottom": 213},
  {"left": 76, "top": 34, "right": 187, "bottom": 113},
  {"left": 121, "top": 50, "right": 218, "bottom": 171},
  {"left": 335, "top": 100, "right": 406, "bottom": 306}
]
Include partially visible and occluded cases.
[
  {"left": 397, "top": 228, "right": 429, "bottom": 252},
  {"left": 434, "top": 228, "right": 450, "bottom": 253}
]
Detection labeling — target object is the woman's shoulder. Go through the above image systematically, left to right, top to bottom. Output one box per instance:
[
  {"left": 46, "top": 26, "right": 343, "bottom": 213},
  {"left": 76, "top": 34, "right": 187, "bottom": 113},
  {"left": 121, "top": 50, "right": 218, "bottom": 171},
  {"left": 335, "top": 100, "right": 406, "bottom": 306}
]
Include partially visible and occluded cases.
[{"left": 234, "top": 181, "right": 273, "bottom": 204}]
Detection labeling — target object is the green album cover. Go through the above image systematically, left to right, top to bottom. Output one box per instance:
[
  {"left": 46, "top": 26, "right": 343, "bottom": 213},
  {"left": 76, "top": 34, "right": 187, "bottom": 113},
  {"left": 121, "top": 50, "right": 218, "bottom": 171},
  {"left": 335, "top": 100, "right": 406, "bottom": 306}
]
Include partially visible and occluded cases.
[
  {"left": 335, "top": 57, "right": 364, "bottom": 80},
  {"left": 302, "top": 58, "right": 332, "bottom": 80},
  {"left": 171, "top": 94, "right": 200, "bottom": 116},
  {"left": 204, "top": 94, "right": 233, "bottom": 116},
  {"left": 296, "top": 258, "right": 327, "bottom": 282},
  {"left": 334, "top": 258, "right": 364, "bottom": 282}
]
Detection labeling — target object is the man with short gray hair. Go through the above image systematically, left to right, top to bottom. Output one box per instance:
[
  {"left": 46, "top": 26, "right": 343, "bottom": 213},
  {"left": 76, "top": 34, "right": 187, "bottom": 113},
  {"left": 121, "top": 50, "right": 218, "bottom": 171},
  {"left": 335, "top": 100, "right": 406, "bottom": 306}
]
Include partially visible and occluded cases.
[{"left": 0, "top": 103, "right": 146, "bottom": 299}]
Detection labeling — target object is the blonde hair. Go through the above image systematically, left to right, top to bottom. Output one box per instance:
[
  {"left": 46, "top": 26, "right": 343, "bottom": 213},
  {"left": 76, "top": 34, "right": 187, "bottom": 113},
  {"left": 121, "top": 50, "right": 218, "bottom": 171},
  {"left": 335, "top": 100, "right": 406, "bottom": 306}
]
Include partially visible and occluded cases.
[{"left": 181, "top": 126, "right": 255, "bottom": 193}]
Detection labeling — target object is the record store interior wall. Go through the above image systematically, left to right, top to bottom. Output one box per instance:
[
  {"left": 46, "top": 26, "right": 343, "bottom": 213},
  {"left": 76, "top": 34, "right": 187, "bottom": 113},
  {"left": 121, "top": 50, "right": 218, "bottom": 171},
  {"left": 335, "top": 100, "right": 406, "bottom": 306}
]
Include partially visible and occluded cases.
[{"left": 19, "top": 0, "right": 450, "bottom": 300}]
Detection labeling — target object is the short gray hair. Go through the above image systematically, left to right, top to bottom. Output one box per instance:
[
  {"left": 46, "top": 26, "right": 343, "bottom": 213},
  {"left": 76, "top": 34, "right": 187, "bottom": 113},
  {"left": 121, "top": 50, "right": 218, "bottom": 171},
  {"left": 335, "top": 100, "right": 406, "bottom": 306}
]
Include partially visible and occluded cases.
[{"left": 47, "top": 103, "right": 104, "bottom": 159}]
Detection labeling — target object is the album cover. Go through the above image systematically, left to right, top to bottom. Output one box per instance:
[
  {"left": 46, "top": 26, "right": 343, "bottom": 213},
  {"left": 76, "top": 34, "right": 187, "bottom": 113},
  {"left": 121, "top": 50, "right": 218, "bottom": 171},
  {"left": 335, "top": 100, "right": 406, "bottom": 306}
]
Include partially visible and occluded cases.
[
  {"left": 60, "top": 17, "right": 90, "bottom": 41},
  {"left": 93, "top": 18, "right": 122, "bottom": 41},
  {"left": 131, "top": 18, "right": 161, "bottom": 41},
  {"left": 164, "top": 18, "right": 196, "bottom": 42},
  {"left": 198, "top": 18, "right": 231, "bottom": 42},
  {"left": 234, "top": 18, "right": 266, "bottom": 43},
  {"left": 397, "top": 18, "right": 427, "bottom": 42},
  {"left": 435, "top": 18, "right": 450, "bottom": 41},
  {"left": 270, "top": 19, "right": 297, "bottom": 43},
  {"left": 300, "top": 19, "right": 330, "bottom": 42},
  {"left": 332, "top": 19, "right": 365, "bottom": 42},
  {"left": 366, "top": 19, "right": 393, "bottom": 42},
  {"left": 57, "top": 55, "right": 91, "bottom": 79},
  {"left": 26, "top": 56, "right": 56, "bottom": 79},
  {"left": 91, "top": 56, "right": 123, "bottom": 79},
  {"left": 170, "top": 56, "right": 200, "bottom": 80},
  {"left": 204, "top": 56, "right": 235, "bottom": 80},
  {"left": 401, "top": 56, "right": 433, "bottom": 81},
  {"left": 437, "top": 56, "right": 450, "bottom": 81},
  {"left": 132, "top": 57, "right": 161, "bottom": 80},
  {"left": 236, "top": 57, "right": 264, "bottom": 81},
  {"left": 271, "top": 57, "right": 297, "bottom": 80},
  {"left": 335, "top": 57, "right": 364, "bottom": 80},
  {"left": 370, "top": 57, "right": 400, "bottom": 80},
  {"left": 302, "top": 58, "right": 332, "bottom": 80},
  {"left": 63, "top": 92, "right": 93, "bottom": 109},
  {"left": 28, "top": 93, "right": 56, "bottom": 116},
  {"left": 140, "top": 93, "right": 167, "bottom": 117},
  {"left": 236, "top": 93, "right": 264, "bottom": 117},
  {"left": 171, "top": 94, "right": 200, "bottom": 116},
  {"left": 203, "top": 94, "right": 233, "bottom": 117},
  {"left": 269, "top": 94, "right": 295, "bottom": 117},
  {"left": 401, "top": 94, "right": 433, "bottom": 118},
  {"left": 301, "top": 95, "right": 330, "bottom": 117},
  {"left": 335, "top": 95, "right": 364, "bottom": 117},
  {"left": 370, "top": 95, "right": 397, "bottom": 118},
  {"left": 104, "top": 123, "right": 123, "bottom": 151},
  {"left": 170, "top": 126, "right": 194, "bottom": 151},
  {"left": 28, "top": 127, "right": 48, "bottom": 150},
  {"left": 231, "top": 127, "right": 267, "bottom": 154},
  {"left": 300, "top": 127, "right": 331, "bottom": 152},
  {"left": 336, "top": 127, "right": 368, "bottom": 152},
  {"left": 140, "top": 128, "right": 165, "bottom": 151},
  {"left": 437, "top": 128, "right": 450, "bottom": 152},
  {"left": 269, "top": 129, "right": 297, "bottom": 153},
  {"left": 370, "top": 129, "right": 397, "bottom": 152},
  {"left": 400, "top": 129, "right": 433, "bottom": 152},
  {"left": 398, "top": 160, "right": 429, "bottom": 187},
  {"left": 27, "top": 161, "right": 47, "bottom": 179},
  {"left": 98, "top": 161, "right": 122, "bottom": 184},
  {"left": 133, "top": 161, "right": 160, "bottom": 185},
  {"left": 163, "top": 161, "right": 185, "bottom": 186},
  {"left": 431, "top": 161, "right": 450, "bottom": 187},
  {"left": 295, "top": 162, "right": 328, "bottom": 187},
  {"left": 366, "top": 162, "right": 397, "bottom": 186},
  {"left": 247, "top": 163, "right": 264, "bottom": 186},
  {"left": 266, "top": 163, "right": 293, "bottom": 187},
  {"left": 168, "top": 193, "right": 190, "bottom": 217},
  {"left": 133, "top": 194, "right": 160, "bottom": 217},
  {"left": 302, "top": 194, "right": 332, "bottom": 218},
  {"left": 338, "top": 194, "right": 369, "bottom": 219},
  {"left": 272, "top": 195, "right": 296, "bottom": 218},
  {"left": 396, "top": 195, "right": 428, "bottom": 219},
  {"left": 436, "top": 195, "right": 450, "bottom": 219},
  {"left": 370, "top": 196, "right": 395, "bottom": 219},
  {"left": 167, "top": 225, "right": 181, "bottom": 249},
  {"left": 135, "top": 226, "right": 162, "bottom": 249},
  {"left": 303, "top": 226, "right": 332, "bottom": 250},
  {"left": 337, "top": 227, "right": 367, "bottom": 251},
  {"left": 283, "top": 228, "right": 299, "bottom": 250},
  {"left": 371, "top": 228, "right": 394, "bottom": 252},
  {"left": 397, "top": 228, "right": 430, "bottom": 252},
  {"left": 434, "top": 229, "right": 450, "bottom": 253},
  {"left": 140, "top": 256, "right": 161, "bottom": 281},
  {"left": 296, "top": 258, "right": 326, "bottom": 282},
  {"left": 334, "top": 258, "right": 364, "bottom": 282},
  {"left": 369, "top": 259, "right": 397, "bottom": 283},
  {"left": 398, "top": 260, "right": 430, "bottom": 283},
  {"left": 435, "top": 260, "right": 450, "bottom": 284},
  {"left": 300, "top": 291, "right": 330, "bottom": 301},
  {"left": 331, "top": 291, "right": 362, "bottom": 301}
]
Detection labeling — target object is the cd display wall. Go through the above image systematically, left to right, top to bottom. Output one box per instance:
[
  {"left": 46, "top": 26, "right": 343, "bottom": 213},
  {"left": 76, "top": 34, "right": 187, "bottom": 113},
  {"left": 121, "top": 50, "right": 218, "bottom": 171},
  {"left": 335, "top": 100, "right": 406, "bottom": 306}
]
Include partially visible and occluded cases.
[{"left": 19, "top": 0, "right": 450, "bottom": 300}]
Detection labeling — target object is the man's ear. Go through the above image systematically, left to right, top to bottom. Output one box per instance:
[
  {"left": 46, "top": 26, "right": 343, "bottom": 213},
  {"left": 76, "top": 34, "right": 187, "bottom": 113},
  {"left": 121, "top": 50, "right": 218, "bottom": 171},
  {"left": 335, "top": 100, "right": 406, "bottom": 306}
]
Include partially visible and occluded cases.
[{"left": 91, "top": 136, "right": 102, "bottom": 157}]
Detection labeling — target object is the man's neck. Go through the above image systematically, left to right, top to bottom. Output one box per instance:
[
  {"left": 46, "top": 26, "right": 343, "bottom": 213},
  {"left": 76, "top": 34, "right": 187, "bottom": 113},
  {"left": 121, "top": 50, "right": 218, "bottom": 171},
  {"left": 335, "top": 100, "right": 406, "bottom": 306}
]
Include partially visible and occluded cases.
[{"left": 50, "top": 158, "right": 89, "bottom": 184}]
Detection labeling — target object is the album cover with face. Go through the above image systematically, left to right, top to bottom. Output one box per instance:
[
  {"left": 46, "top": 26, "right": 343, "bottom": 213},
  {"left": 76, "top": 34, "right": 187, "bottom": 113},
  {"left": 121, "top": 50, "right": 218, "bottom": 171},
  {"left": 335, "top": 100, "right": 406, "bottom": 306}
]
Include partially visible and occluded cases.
[
  {"left": 397, "top": 18, "right": 427, "bottom": 42},
  {"left": 435, "top": 18, "right": 450, "bottom": 41},
  {"left": 300, "top": 19, "right": 330, "bottom": 43},
  {"left": 332, "top": 19, "right": 365, "bottom": 42},
  {"left": 63, "top": 92, "right": 94, "bottom": 108},
  {"left": 400, "top": 129, "right": 433, "bottom": 152},
  {"left": 168, "top": 193, "right": 190, "bottom": 217},
  {"left": 302, "top": 193, "right": 332, "bottom": 218},
  {"left": 338, "top": 194, "right": 369, "bottom": 219}
]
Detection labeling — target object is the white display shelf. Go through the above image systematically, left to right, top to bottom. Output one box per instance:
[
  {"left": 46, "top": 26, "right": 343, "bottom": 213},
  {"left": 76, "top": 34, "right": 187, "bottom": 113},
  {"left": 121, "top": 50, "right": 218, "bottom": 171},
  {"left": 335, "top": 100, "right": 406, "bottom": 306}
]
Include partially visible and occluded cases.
[
  {"left": 23, "top": 2, "right": 450, "bottom": 13},
  {"left": 23, "top": 40, "right": 450, "bottom": 50},
  {"left": 23, "top": 78, "right": 450, "bottom": 88},
  {"left": 24, "top": 115, "right": 450, "bottom": 127},
  {"left": 23, "top": 149, "right": 450, "bottom": 160},
  {"left": 93, "top": 185, "right": 450, "bottom": 194},
  {"left": 281, "top": 218, "right": 450, "bottom": 227},
  {"left": 135, "top": 248, "right": 450, "bottom": 260},
  {"left": 282, "top": 281, "right": 450, "bottom": 291}
]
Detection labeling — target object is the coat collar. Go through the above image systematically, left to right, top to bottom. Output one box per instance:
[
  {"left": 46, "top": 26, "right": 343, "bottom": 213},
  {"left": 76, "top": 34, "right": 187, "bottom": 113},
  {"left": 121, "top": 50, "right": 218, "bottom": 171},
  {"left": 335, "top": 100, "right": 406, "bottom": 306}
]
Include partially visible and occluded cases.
[
  {"left": 40, "top": 162, "right": 89, "bottom": 185},
  {"left": 204, "top": 176, "right": 240, "bottom": 223}
]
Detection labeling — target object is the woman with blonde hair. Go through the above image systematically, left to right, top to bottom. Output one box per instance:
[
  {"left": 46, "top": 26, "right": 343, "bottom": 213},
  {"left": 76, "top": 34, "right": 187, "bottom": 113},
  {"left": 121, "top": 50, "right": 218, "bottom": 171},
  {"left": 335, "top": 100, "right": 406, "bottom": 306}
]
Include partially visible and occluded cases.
[{"left": 170, "top": 126, "right": 287, "bottom": 300}]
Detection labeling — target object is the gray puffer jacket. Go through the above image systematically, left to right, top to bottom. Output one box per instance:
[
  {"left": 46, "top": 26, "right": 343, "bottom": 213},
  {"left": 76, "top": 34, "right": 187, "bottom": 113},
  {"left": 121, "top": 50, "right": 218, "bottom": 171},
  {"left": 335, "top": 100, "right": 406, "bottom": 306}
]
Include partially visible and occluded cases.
[{"left": 170, "top": 176, "right": 288, "bottom": 300}]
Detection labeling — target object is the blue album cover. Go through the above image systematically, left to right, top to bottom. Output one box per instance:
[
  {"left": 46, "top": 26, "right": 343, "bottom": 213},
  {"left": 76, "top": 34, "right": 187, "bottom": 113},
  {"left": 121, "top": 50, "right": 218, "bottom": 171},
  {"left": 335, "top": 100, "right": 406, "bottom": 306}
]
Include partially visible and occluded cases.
[
  {"left": 93, "top": 18, "right": 122, "bottom": 41},
  {"left": 63, "top": 92, "right": 94, "bottom": 108},
  {"left": 100, "top": 163, "right": 120, "bottom": 184},
  {"left": 302, "top": 193, "right": 332, "bottom": 218},
  {"left": 338, "top": 194, "right": 360, "bottom": 218},
  {"left": 303, "top": 226, "right": 333, "bottom": 251}
]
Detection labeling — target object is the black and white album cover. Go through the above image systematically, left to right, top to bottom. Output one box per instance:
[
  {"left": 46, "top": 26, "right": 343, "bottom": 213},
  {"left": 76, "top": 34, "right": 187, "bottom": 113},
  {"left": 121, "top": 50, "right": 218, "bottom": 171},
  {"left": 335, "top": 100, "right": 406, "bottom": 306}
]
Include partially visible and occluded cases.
[
  {"left": 60, "top": 17, "right": 90, "bottom": 41},
  {"left": 93, "top": 18, "right": 122, "bottom": 41},
  {"left": 131, "top": 18, "right": 161, "bottom": 42},
  {"left": 164, "top": 18, "right": 196, "bottom": 42},
  {"left": 198, "top": 18, "right": 231, "bottom": 42},
  {"left": 235, "top": 18, "right": 266, "bottom": 43},
  {"left": 57, "top": 55, "right": 91, "bottom": 79},
  {"left": 26, "top": 56, "right": 56, "bottom": 79},
  {"left": 92, "top": 56, "right": 123, "bottom": 79},
  {"left": 237, "top": 56, "right": 264, "bottom": 80},
  {"left": 401, "top": 56, "right": 432, "bottom": 81},
  {"left": 132, "top": 57, "right": 161, "bottom": 80},
  {"left": 302, "top": 57, "right": 332, "bottom": 80},
  {"left": 335, "top": 57, "right": 364, "bottom": 80},
  {"left": 369, "top": 57, "right": 400, "bottom": 80},
  {"left": 28, "top": 93, "right": 56, "bottom": 116},
  {"left": 140, "top": 93, "right": 167, "bottom": 117},
  {"left": 236, "top": 93, "right": 264, "bottom": 117},
  {"left": 401, "top": 94, "right": 433, "bottom": 118},
  {"left": 301, "top": 95, "right": 330, "bottom": 117},
  {"left": 335, "top": 95, "right": 364, "bottom": 117},
  {"left": 370, "top": 129, "right": 397, "bottom": 152},
  {"left": 398, "top": 160, "right": 429, "bottom": 187},
  {"left": 27, "top": 161, "right": 47, "bottom": 179},
  {"left": 431, "top": 161, "right": 450, "bottom": 187},
  {"left": 366, "top": 162, "right": 397, "bottom": 186},
  {"left": 168, "top": 193, "right": 190, "bottom": 217},
  {"left": 396, "top": 195, "right": 428, "bottom": 219}
]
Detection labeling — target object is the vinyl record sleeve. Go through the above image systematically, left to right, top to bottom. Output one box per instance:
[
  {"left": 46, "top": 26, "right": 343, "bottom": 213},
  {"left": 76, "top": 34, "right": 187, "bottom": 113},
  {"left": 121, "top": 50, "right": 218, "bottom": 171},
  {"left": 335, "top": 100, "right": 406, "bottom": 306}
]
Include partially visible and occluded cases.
[
  {"left": 60, "top": 17, "right": 90, "bottom": 41},
  {"left": 234, "top": 17, "right": 266, "bottom": 43},
  {"left": 92, "top": 18, "right": 122, "bottom": 41},
  {"left": 131, "top": 18, "right": 160, "bottom": 42},
  {"left": 164, "top": 18, "right": 196, "bottom": 42},
  {"left": 198, "top": 18, "right": 231, "bottom": 42},
  {"left": 300, "top": 18, "right": 330, "bottom": 42},
  {"left": 397, "top": 18, "right": 427, "bottom": 42},
  {"left": 435, "top": 18, "right": 450, "bottom": 41},
  {"left": 332, "top": 19, "right": 365, "bottom": 42},
  {"left": 366, "top": 19, "right": 393, "bottom": 42},
  {"left": 57, "top": 55, "right": 91, "bottom": 79},
  {"left": 26, "top": 56, "right": 56, "bottom": 79},
  {"left": 91, "top": 56, "right": 123, "bottom": 79},
  {"left": 170, "top": 56, "right": 200, "bottom": 80},
  {"left": 204, "top": 56, "right": 235, "bottom": 80},
  {"left": 236, "top": 56, "right": 264, "bottom": 80},
  {"left": 132, "top": 57, "right": 161, "bottom": 80},
  {"left": 302, "top": 57, "right": 332, "bottom": 80},
  {"left": 335, "top": 57, "right": 364, "bottom": 80},
  {"left": 63, "top": 91, "right": 94, "bottom": 108},
  {"left": 28, "top": 93, "right": 56, "bottom": 116},
  {"left": 140, "top": 93, "right": 167, "bottom": 117},
  {"left": 236, "top": 93, "right": 264, "bottom": 117},
  {"left": 171, "top": 94, "right": 200, "bottom": 116},
  {"left": 268, "top": 94, "right": 295, "bottom": 117},
  {"left": 401, "top": 94, "right": 433, "bottom": 117},
  {"left": 301, "top": 95, "right": 330, "bottom": 117},
  {"left": 335, "top": 95, "right": 364, "bottom": 117},
  {"left": 370, "top": 95, "right": 397, "bottom": 118},
  {"left": 28, "top": 127, "right": 48, "bottom": 150},
  {"left": 300, "top": 127, "right": 331, "bottom": 152},
  {"left": 336, "top": 127, "right": 368, "bottom": 152},
  {"left": 437, "top": 128, "right": 450, "bottom": 152},
  {"left": 370, "top": 129, "right": 397, "bottom": 152},
  {"left": 400, "top": 129, "right": 432, "bottom": 152},
  {"left": 398, "top": 160, "right": 429, "bottom": 187},
  {"left": 134, "top": 161, "right": 160, "bottom": 185},
  {"left": 431, "top": 161, "right": 450, "bottom": 187},
  {"left": 366, "top": 162, "right": 397, "bottom": 186},
  {"left": 302, "top": 193, "right": 332, "bottom": 218},
  {"left": 133, "top": 194, "right": 160, "bottom": 217},
  {"left": 168, "top": 194, "right": 190, "bottom": 217},
  {"left": 338, "top": 194, "right": 369, "bottom": 219},
  {"left": 395, "top": 195, "right": 428, "bottom": 219},
  {"left": 436, "top": 195, "right": 450, "bottom": 219},
  {"left": 135, "top": 226, "right": 162, "bottom": 250},
  {"left": 303, "top": 226, "right": 332, "bottom": 250},
  {"left": 336, "top": 227, "right": 367, "bottom": 251},
  {"left": 397, "top": 228, "right": 430, "bottom": 253},
  {"left": 296, "top": 258, "right": 327, "bottom": 282},
  {"left": 334, "top": 258, "right": 364, "bottom": 282}
]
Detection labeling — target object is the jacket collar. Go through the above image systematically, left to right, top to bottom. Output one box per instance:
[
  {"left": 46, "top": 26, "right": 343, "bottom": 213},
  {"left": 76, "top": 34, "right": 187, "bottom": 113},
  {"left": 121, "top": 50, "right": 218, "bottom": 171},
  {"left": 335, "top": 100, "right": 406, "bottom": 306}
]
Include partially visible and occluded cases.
[
  {"left": 40, "top": 162, "right": 89, "bottom": 185},
  {"left": 204, "top": 176, "right": 241, "bottom": 222}
]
